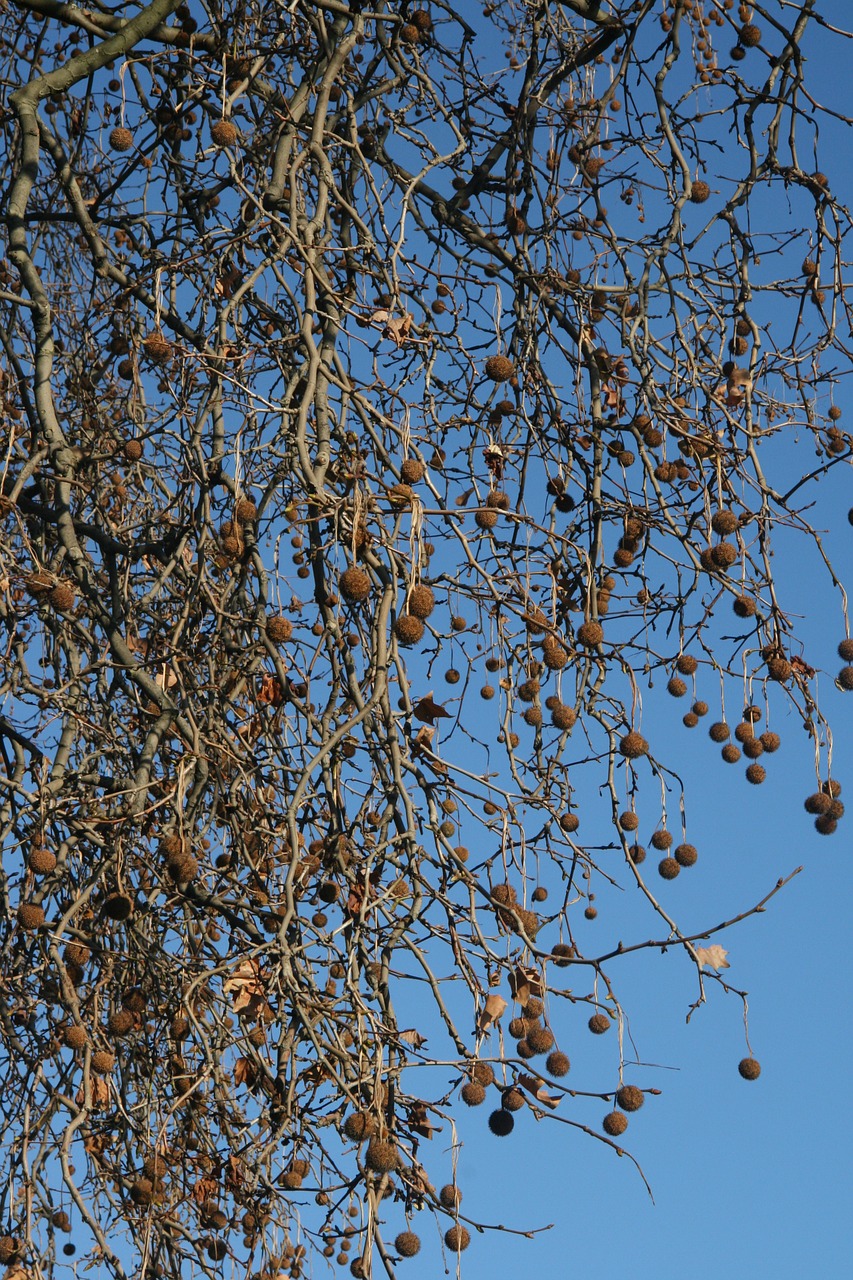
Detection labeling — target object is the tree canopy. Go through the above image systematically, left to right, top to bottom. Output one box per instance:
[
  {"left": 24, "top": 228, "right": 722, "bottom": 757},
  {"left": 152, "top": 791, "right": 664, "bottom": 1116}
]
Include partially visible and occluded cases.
[{"left": 1, "top": 1, "right": 851, "bottom": 1278}]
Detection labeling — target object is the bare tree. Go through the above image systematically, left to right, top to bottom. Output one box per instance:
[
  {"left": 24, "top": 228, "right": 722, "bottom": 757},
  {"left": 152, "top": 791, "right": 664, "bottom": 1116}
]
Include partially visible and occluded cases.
[{"left": 0, "top": 0, "right": 850, "bottom": 1276}]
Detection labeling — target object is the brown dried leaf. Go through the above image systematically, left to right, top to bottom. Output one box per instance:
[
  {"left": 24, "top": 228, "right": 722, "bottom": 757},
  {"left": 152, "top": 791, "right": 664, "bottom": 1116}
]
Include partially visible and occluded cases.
[
  {"left": 413, "top": 694, "right": 451, "bottom": 724},
  {"left": 695, "top": 943, "right": 730, "bottom": 971},
  {"left": 223, "top": 959, "right": 266, "bottom": 1013},
  {"left": 509, "top": 965, "right": 543, "bottom": 1006},
  {"left": 477, "top": 992, "right": 507, "bottom": 1031},
  {"left": 399, "top": 1028, "right": 428, "bottom": 1050},
  {"left": 234, "top": 1056, "right": 257, "bottom": 1087},
  {"left": 518, "top": 1072, "right": 562, "bottom": 1109}
]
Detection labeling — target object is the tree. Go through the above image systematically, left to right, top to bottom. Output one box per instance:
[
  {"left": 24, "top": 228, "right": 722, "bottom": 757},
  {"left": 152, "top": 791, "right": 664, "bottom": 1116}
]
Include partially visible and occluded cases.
[{"left": 0, "top": 0, "right": 850, "bottom": 1276}]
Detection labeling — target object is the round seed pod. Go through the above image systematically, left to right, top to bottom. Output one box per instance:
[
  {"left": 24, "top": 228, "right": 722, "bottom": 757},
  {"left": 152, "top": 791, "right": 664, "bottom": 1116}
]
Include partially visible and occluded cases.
[
  {"left": 740, "top": 23, "right": 761, "bottom": 46},
  {"left": 211, "top": 119, "right": 238, "bottom": 146},
  {"left": 109, "top": 126, "right": 134, "bottom": 151},
  {"left": 690, "top": 180, "right": 710, "bottom": 203},
  {"left": 142, "top": 332, "right": 171, "bottom": 363},
  {"left": 484, "top": 354, "right": 514, "bottom": 381},
  {"left": 123, "top": 438, "right": 143, "bottom": 461},
  {"left": 400, "top": 458, "right": 425, "bottom": 484},
  {"left": 388, "top": 483, "right": 414, "bottom": 508},
  {"left": 486, "top": 490, "right": 510, "bottom": 510},
  {"left": 235, "top": 497, "right": 257, "bottom": 523},
  {"left": 475, "top": 507, "right": 498, "bottom": 530},
  {"left": 711, "top": 509, "right": 738, "bottom": 535},
  {"left": 711, "top": 542, "right": 737, "bottom": 569},
  {"left": 339, "top": 568, "right": 371, "bottom": 603},
  {"left": 48, "top": 584, "right": 75, "bottom": 611},
  {"left": 407, "top": 584, "right": 435, "bottom": 618},
  {"left": 733, "top": 594, "right": 757, "bottom": 617},
  {"left": 263, "top": 609, "right": 290, "bottom": 640},
  {"left": 393, "top": 614, "right": 424, "bottom": 646},
  {"left": 577, "top": 620, "right": 603, "bottom": 648},
  {"left": 542, "top": 636, "right": 569, "bottom": 669},
  {"left": 838, "top": 638, "right": 853, "bottom": 662},
  {"left": 676, "top": 654, "right": 698, "bottom": 675},
  {"left": 766, "top": 656, "right": 792, "bottom": 682},
  {"left": 838, "top": 666, "right": 853, "bottom": 690},
  {"left": 667, "top": 676, "right": 687, "bottom": 697},
  {"left": 693, "top": 700, "right": 709, "bottom": 716},
  {"left": 551, "top": 703, "right": 577, "bottom": 730},
  {"left": 683, "top": 712, "right": 699, "bottom": 728},
  {"left": 734, "top": 721, "right": 754, "bottom": 743},
  {"left": 709, "top": 722, "right": 730, "bottom": 742},
  {"left": 619, "top": 731, "right": 648, "bottom": 759},
  {"left": 760, "top": 731, "right": 781, "bottom": 752},
  {"left": 743, "top": 737, "right": 764, "bottom": 759},
  {"left": 721, "top": 744, "right": 741, "bottom": 764},
  {"left": 745, "top": 763, "right": 766, "bottom": 784},
  {"left": 822, "top": 779, "right": 842, "bottom": 797},
  {"left": 804, "top": 792, "right": 832, "bottom": 815},
  {"left": 619, "top": 811, "right": 639, "bottom": 831},
  {"left": 559, "top": 812, "right": 579, "bottom": 834},
  {"left": 815, "top": 815, "right": 838, "bottom": 835},
  {"left": 650, "top": 830, "right": 673, "bottom": 850},
  {"left": 674, "top": 843, "right": 698, "bottom": 867},
  {"left": 628, "top": 844, "right": 646, "bottom": 864},
  {"left": 29, "top": 846, "right": 57, "bottom": 875},
  {"left": 658, "top": 857, "right": 680, "bottom": 880},
  {"left": 17, "top": 902, "right": 45, "bottom": 930},
  {"left": 551, "top": 943, "right": 575, "bottom": 966},
  {"left": 108, "top": 1009, "right": 134, "bottom": 1036},
  {"left": 588, "top": 1013, "right": 611, "bottom": 1035},
  {"left": 64, "top": 1024, "right": 88, "bottom": 1050},
  {"left": 526, "top": 1025, "right": 555, "bottom": 1055},
  {"left": 91, "top": 1050, "right": 115, "bottom": 1075},
  {"left": 546, "top": 1050, "right": 570, "bottom": 1077},
  {"left": 738, "top": 1057, "right": 761, "bottom": 1080},
  {"left": 471, "top": 1061, "right": 495, "bottom": 1086},
  {"left": 461, "top": 1081, "right": 486, "bottom": 1106},
  {"left": 616, "top": 1084, "right": 644, "bottom": 1112},
  {"left": 501, "top": 1087, "right": 525, "bottom": 1112},
  {"left": 602, "top": 1109, "right": 628, "bottom": 1138},
  {"left": 486, "top": 1110, "right": 514, "bottom": 1137},
  {"left": 343, "top": 1112, "right": 377, "bottom": 1142},
  {"left": 364, "top": 1138, "right": 397, "bottom": 1173},
  {"left": 281, "top": 1171, "right": 303, "bottom": 1190},
  {"left": 130, "top": 1178, "right": 154, "bottom": 1205},
  {"left": 439, "top": 1185, "right": 461, "bottom": 1209},
  {"left": 445, "top": 1225, "right": 472, "bottom": 1251},
  {"left": 395, "top": 1232, "right": 421, "bottom": 1258}
]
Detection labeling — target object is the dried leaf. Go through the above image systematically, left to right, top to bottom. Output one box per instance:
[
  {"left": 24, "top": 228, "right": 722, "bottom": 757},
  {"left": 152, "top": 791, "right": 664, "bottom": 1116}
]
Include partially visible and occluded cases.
[
  {"left": 791, "top": 655, "right": 815, "bottom": 679},
  {"left": 413, "top": 694, "right": 451, "bottom": 724},
  {"left": 411, "top": 724, "right": 436, "bottom": 757},
  {"left": 695, "top": 943, "right": 730, "bottom": 971},
  {"left": 223, "top": 959, "right": 266, "bottom": 1012},
  {"left": 509, "top": 965, "right": 543, "bottom": 1006},
  {"left": 477, "top": 992, "right": 507, "bottom": 1031},
  {"left": 399, "top": 1028, "right": 428, "bottom": 1050},
  {"left": 234, "top": 1056, "right": 257, "bottom": 1087},
  {"left": 518, "top": 1073, "right": 562, "bottom": 1109},
  {"left": 407, "top": 1102, "right": 437, "bottom": 1138},
  {"left": 192, "top": 1176, "right": 219, "bottom": 1205}
]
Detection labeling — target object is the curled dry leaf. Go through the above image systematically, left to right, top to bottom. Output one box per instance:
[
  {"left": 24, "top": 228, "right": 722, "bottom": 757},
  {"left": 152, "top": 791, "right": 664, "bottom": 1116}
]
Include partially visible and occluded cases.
[
  {"left": 413, "top": 694, "right": 451, "bottom": 724},
  {"left": 695, "top": 944, "right": 730, "bottom": 971},
  {"left": 477, "top": 992, "right": 507, "bottom": 1031},
  {"left": 518, "top": 1073, "right": 562, "bottom": 1110}
]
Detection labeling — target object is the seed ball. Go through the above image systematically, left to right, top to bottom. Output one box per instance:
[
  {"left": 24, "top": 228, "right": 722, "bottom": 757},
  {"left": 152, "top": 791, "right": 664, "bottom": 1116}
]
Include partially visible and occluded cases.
[
  {"left": 740, "top": 23, "right": 761, "bottom": 46},
  {"left": 211, "top": 119, "right": 238, "bottom": 146},
  {"left": 109, "top": 126, "right": 134, "bottom": 151},
  {"left": 690, "top": 180, "right": 710, "bottom": 203},
  {"left": 142, "top": 332, "right": 171, "bottom": 363},
  {"left": 484, "top": 354, "right": 514, "bottom": 382},
  {"left": 123, "top": 438, "right": 143, "bottom": 461},
  {"left": 400, "top": 458, "right": 425, "bottom": 484},
  {"left": 388, "top": 482, "right": 414, "bottom": 509},
  {"left": 486, "top": 490, "right": 510, "bottom": 510},
  {"left": 235, "top": 497, "right": 257, "bottom": 523},
  {"left": 475, "top": 507, "right": 499, "bottom": 530},
  {"left": 711, "top": 509, "right": 738, "bottom": 535},
  {"left": 711, "top": 542, "right": 737, "bottom": 569},
  {"left": 339, "top": 567, "right": 371, "bottom": 603},
  {"left": 48, "top": 584, "right": 75, "bottom": 612},
  {"left": 733, "top": 594, "right": 757, "bottom": 617},
  {"left": 393, "top": 614, "right": 424, "bottom": 646},
  {"left": 577, "top": 620, "right": 603, "bottom": 647},
  {"left": 542, "top": 637, "right": 569, "bottom": 670},
  {"left": 838, "top": 639, "right": 853, "bottom": 662},
  {"left": 676, "top": 654, "right": 698, "bottom": 675},
  {"left": 766, "top": 657, "right": 792, "bottom": 682},
  {"left": 838, "top": 666, "right": 853, "bottom": 690},
  {"left": 667, "top": 676, "right": 687, "bottom": 697},
  {"left": 551, "top": 703, "right": 577, "bottom": 730},
  {"left": 683, "top": 712, "right": 699, "bottom": 728},
  {"left": 709, "top": 721, "right": 730, "bottom": 742},
  {"left": 619, "top": 731, "right": 648, "bottom": 759},
  {"left": 760, "top": 731, "right": 781, "bottom": 752},
  {"left": 743, "top": 737, "right": 764, "bottom": 759},
  {"left": 721, "top": 744, "right": 741, "bottom": 764},
  {"left": 822, "top": 779, "right": 842, "bottom": 797},
  {"left": 805, "top": 792, "right": 832, "bottom": 815},
  {"left": 828, "top": 798, "right": 845, "bottom": 819},
  {"left": 619, "top": 811, "right": 639, "bottom": 832},
  {"left": 560, "top": 813, "right": 579, "bottom": 834},
  {"left": 815, "top": 815, "right": 838, "bottom": 835},
  {"left": 650, "top": 829, "right": 673, "bottom": 850},
  {"left": 628, "top": 843, "right": 646, "bottom": 864},
  {"left": 674, "top": 843, "right": 698, "bottom": 867},
  {"left": 29, "top": 846, "right": 57, "bottom": 875},
  {"left": 658, "top": 857, "right": 680, "bottom": 880},
  {"left": 17, "top": 902, "right": 45, "bottom": 930},
  {"left": 584, "top": 905, "right": 598, "bottom": 920},
  {"left": 551, "top": 943, "right": 575, "bottom": 966},
  {"left": 109, "top": 1009, "right": 134, "bottom": 1036},
  {"left": 588, "top": 1013, "right": 611, "bottom": 1035},
  {"left": 508, "top": 1017, "right": 527, "bottom": 1039},
  {"left": 64, "top": 1024, "right": 88, "bottom": 1050},
  {"left": 526, "top": 1025, "right": 555, "bottom": 1055},
  {"left": 516, "top": 1039, "right": 535, "bottom": 1059},
  {"left": 91, "top": 1050, "right": 115, "bottom": 1075},
  {"left": 546, "top": 1050, "right": 570, "bottom": 1077},
  {"left": 738, "top": 1057, "right": 761, "bottom": 1080},
  {"left": 471, "top": 1061, "right": 495, "bottom": 1086},
  {"left": 461, "top": 1081, "right": 486, "bottom": 1107},
  {"left": 616, "top": 1084, "right": 644, "bottom": 1112},
  {"left": 501, "top": 1087, "right": 525, "bottom": 1112},
  {"left": 487, "top": 1110, "right": 514, "bottom": 1137},
  {"left": 603, "top": 1110, "right": 628, "bottom": 1137},
  {"left": 343, "top": 1112, "right": 377, "bottom": 1142},
  {"left": 365, "top": 1138, "right": 397, "bottom": 1173},
  {"left": 130, "top": 1178, "right": 154, "bottom": 1205},
  {"left": 439, "top": 1185, "right": 461, "bottom": 1209},
  {"left": 445, "top": 1225, "right": 472, "bottom": 1251},
  {"left": 395, "top": 1232, "right": 421, "bottom": 1258}
]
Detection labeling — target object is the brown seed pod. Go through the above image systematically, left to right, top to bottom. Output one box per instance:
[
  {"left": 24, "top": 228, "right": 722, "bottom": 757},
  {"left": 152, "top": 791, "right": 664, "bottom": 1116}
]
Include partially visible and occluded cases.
[
  {"left": 740, "top": 23, "right": 761, "bottom": 46},
  {"left": 211, "top": 119, "right": 238, "bottom": 146},
  {"left": 109, "top": 126, "right": 134, "bottom": 152},
  {"left": 690, "top": 179, "right": 710, "bottom": 203},
  {"left": 142, "top": 332, "right": 171, "bottom": 363},
  {"left": 484, "top": 354, "right": 514, "bottom": 381},
  {"left": 123, "top": 438, "right": 143, "bottom": 461},
  {"left": 400, "top": 458, "right": 426, "bottom": 484},
  {"left": 388, "top": 482, "right": 414, "bottom": 509},
  {"left": 235, "top": 497, "right": 257, "bottom": 523},
  {"left": 711, "top": 509, "right": 738, "bottom": 535},
  {"left": 339, "top": 567, "right": 371, "bottom": 603},
  {"left": 48, "top": 584, "right": 75, "bottom": 612},
  {"left": 733, "top": 594, "right": 757, "bottom": 617},
  {"left": 393, "top": 614, "right": 424, "bottom": 646},
  {"left": 577, "top": 619, "right": 604, "bottom": 648},
  {"left": 542, "top": 635, "right": 569, "bottom": 669},
  {"left": 676, "top": 654, "right": 698, "bottom": 675},
  {"left": 766, "top": 656, "right": 792, "bottom": 682},
  {"left": 838, "top": 666, "right": 853, "bottom": 691},
  {"left": 667, "top": 676, "right": 687, "bottom": 697},
  {"left": 551, "top": 702, "right": 577, "bottom": 730},
  {"left": 683, "top": 712, "right": 699, "bottom": 728},
  {"left": 709, "top": 721, "right": 730, "bottom": 742},
  {"left": 619, "top": 731, "right": 648, "bottom": 759},
  {"left": 760, "top": 731, "right": 781, "bottom": 752},
  {"left": 743, "top": 737, "right": 764, "bottom": 759},
  {"left": 721, "top": 744, "right": 741, "bottom": 764},
  {"left": 745, "top": 763, "right": 766, "bottom": 784},
  {"left": 619, "top": 811, "right": 639, "bottom": 831},
  {"left": 559, "top": 812, "right": 579, "bottom": 833},
  {"left": 815, "top": 815, "right": 838, "bottom": 835},
  {"left": 650, "top": 829, "right": 673, "bottom": 850},
  {"left": 628, "top": 843, "right": 646, "bottom": 864},
  {"left": 674, "top": 843, "right": 698, "bottom": 867},
  {"left": 28, "top": 845, "right": 57, "bottom": 875},
  {"left": 658, "top": 857, "right": 680, "bottom": 880},
  {"left": 17, "top": 903, "right": 45, "bottom": 930},
  {"left": 551, "top": 942, "right": 575, "bottom": 966},
  {"left": 108, "top": 1009, "right": 134, "bottom": 1036},
  {"left": 588, "top": 1012, "right": 611, "bottom": 1035},
  {"left": 64, "top": 1024, "right": 88, "bottom": 1050},
  {"left": 526, "top": 1025, "right": 555, "bottom": 1055},
  {"left": 91, "top": 1050, "right": 115, "bottom": 1075},
  {"left": 546, "top": 1050, "right": 570, "bottom": 1077},
  {"left": 738, "top": 1057, "right": 761, "bottom": 1080},
  {"left": 470, "top": 1061, "right": 495, "bottom": 1087},
  {"left": 461, "top": 1081, "right": 486, "bottom": 1106},
  {"left": 616, "top": 1084, "right": 644, "bottom": 1112},
  {"left": 501, "top": 1086, "right": 525, "bottom": 1112},
  {"left": 603, "top": 1110, "right": 628, "bottom": 1137},
  {"left": 343, "top": 1112, "right": 377, "bottom": 1142},
  {"left": 365, "top": 1138, "right": 397, "bottom": 1172},
  {"left": 439, "top": 1184, "right": 461, "bottom": 1209},
  {"left": 444, "top": 1225, "right": 471, "bottom": 1251},
  {"left": 395, "top": 1232, "right": 421, "bottom": 1257}
]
